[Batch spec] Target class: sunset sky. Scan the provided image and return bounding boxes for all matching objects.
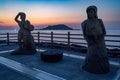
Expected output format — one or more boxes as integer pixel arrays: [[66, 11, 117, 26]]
[[0, 0, 120, 29]]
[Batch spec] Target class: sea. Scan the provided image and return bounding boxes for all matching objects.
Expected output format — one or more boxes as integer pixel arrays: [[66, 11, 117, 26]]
[[0, 28, 120, 34], [0, 27, 120, 48]]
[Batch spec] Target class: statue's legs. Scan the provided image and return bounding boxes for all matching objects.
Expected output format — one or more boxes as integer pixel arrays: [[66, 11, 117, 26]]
[[82, 36, 110, 74], [18, 32, 23, 48]]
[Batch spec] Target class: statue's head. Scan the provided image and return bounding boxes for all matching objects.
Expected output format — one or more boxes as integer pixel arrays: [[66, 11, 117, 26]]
[[86, 5, 98, 19], [20, 12, 26, 21]]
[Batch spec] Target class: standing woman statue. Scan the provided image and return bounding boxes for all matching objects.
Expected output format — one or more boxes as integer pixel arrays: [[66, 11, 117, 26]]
[[11, 12, 36, 55], [81, 6, 109, 74], [14, 12, 27, 48]]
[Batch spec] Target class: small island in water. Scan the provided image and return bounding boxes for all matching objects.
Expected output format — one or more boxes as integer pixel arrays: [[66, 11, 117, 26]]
[[38, 24, 73, 30]]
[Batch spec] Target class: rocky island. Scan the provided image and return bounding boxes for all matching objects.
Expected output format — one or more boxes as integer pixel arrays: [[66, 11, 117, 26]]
[[40, 24, 73, 30]]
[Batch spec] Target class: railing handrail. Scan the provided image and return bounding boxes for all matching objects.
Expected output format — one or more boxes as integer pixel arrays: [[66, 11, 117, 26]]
[[1, 32, 120, 36]]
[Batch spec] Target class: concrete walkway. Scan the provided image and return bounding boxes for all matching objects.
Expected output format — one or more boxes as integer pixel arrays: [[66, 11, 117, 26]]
[[0, 45, 120, 80]]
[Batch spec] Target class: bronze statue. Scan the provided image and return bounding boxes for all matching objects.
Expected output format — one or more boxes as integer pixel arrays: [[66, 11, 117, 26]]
[[11, 12, 36, 55], [81, 6, 110, 74]]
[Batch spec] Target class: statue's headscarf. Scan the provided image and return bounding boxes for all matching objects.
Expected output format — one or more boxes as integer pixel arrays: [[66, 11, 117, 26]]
[[86, 6, 98, 19]]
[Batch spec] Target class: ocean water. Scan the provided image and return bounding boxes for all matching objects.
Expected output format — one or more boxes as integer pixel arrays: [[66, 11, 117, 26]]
[[0, 29, 120, 48], [0, 28, 120, 35]]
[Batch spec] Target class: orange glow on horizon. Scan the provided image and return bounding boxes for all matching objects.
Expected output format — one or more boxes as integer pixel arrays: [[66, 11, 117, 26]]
[[0, 9, 119, 27], [0, 16, 82, 27]]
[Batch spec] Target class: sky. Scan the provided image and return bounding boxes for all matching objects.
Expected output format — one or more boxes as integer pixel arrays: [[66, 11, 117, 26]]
[[0, 0, 120, 29]]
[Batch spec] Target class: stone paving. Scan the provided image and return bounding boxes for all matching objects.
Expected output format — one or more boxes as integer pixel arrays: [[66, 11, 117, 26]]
[[0, 44, 120, 80]]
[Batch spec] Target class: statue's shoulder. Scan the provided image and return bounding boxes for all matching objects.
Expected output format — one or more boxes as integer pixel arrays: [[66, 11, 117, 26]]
[[81, 19, 88, 27], [97, 18, 104, 24], [98, 18, 103, 22], [19, 21, 24, 24]]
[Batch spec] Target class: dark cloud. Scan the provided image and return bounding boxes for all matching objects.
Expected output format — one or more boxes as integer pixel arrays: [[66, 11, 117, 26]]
[[0, 21, 4, 23]]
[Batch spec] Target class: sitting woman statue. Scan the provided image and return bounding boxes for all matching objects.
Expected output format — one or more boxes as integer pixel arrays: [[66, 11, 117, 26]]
[[81, 6, 110, 74]]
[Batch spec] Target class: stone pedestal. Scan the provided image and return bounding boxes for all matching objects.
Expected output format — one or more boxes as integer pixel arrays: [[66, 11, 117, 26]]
[[40, 50, 63, 62], [11, 46, 36, 55]]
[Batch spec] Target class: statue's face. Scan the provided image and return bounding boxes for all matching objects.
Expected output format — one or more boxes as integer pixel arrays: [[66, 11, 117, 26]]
[[88, 9, 95, 19], [20, 14, 26, 21]]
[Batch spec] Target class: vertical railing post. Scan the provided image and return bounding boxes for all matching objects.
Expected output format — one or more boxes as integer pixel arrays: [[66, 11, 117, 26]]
[[68, 32, 70, 48], [51, 32, 53, 43], [17, 33, 19, 44], [38, 32, 40, 44], [51, 32, 53, 48], [7, 32, 9, 45]]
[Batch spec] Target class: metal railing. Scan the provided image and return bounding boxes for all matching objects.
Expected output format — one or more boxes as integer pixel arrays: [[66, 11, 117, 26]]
[[0, 32, 120, 48]]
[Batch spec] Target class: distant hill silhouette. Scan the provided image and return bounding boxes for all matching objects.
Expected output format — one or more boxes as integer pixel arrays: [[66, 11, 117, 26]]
[[41, 24, 73, 30]]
